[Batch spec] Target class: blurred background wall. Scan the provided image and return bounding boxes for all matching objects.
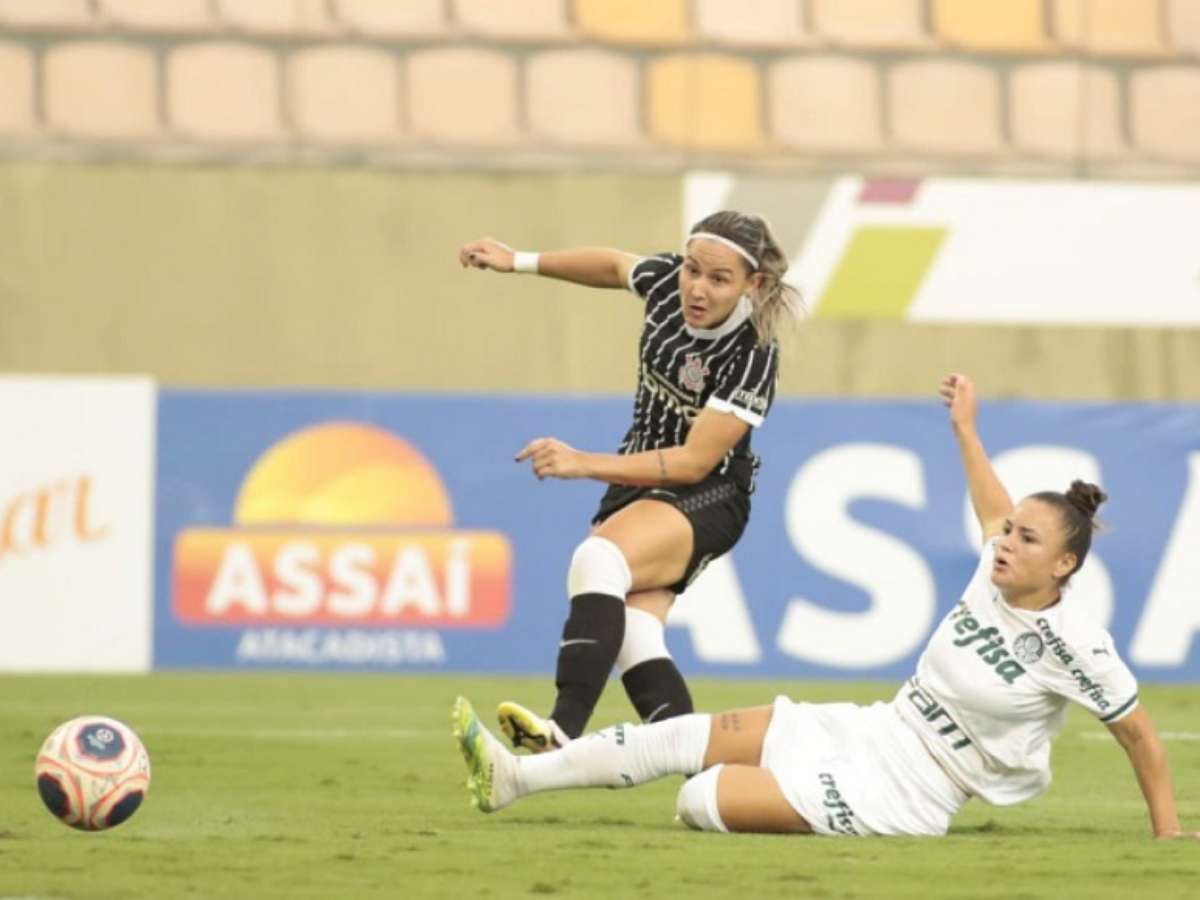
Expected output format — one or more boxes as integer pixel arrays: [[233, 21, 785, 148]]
[[2, 0, 1200, 398]]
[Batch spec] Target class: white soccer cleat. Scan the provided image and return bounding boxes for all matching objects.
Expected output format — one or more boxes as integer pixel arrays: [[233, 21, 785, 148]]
[[497, 701, 570, 754], [451, 697, 520, 813]]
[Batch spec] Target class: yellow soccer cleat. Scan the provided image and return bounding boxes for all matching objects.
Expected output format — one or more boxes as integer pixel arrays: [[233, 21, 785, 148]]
[[497, 701, 569, 754], [452, 696, 518, 813]]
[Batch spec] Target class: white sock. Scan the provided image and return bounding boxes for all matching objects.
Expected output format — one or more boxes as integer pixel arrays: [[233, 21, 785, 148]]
[[515, 713, 711, 798]]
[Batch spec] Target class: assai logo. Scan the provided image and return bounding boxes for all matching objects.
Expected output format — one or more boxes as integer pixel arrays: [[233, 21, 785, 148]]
[[172, 423, 511, 629], [78, 723, 125, 761], [0, 475, 109, 564]]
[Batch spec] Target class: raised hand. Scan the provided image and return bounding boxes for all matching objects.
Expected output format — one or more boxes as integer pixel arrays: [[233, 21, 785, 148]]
[[515, 437, 588, 481], [458, 237, 516, 272], [939, 372, 978, 432]]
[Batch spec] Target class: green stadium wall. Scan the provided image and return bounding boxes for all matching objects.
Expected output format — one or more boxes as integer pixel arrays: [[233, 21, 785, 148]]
[[3, 162, 1200, 401]]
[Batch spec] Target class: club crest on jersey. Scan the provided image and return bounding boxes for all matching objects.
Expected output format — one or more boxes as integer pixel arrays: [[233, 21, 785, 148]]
[[1012, 632, 1045, 664], [678, 353, 709, 393]]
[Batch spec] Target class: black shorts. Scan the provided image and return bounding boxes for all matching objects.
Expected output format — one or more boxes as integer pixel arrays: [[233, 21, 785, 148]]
[[592, 473, 751, 595]]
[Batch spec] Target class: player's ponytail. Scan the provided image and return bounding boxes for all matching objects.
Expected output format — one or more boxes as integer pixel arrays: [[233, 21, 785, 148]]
[[1030, 480, 1108, 585], [689, 211, 804, 346]]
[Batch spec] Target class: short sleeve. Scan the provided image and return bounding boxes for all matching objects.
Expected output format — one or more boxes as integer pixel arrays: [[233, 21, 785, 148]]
[[1054, 629, 1139, 724], [627, 253, 681, 302], [705, 344, 779, 427]]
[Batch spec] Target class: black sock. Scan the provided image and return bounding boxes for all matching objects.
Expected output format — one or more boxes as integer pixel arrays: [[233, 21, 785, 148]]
[[621, 657, 694, 723], [549, 594, 625, 739]]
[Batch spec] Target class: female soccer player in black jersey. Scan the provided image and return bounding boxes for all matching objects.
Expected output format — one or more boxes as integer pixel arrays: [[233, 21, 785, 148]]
[[458, 211, 801, 752]]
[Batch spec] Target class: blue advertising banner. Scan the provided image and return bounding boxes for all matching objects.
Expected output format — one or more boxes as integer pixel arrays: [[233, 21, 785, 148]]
[[155, 391, 1200, 681]]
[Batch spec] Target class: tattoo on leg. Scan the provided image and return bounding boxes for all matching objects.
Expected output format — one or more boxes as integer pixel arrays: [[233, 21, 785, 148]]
[[718, 712, 742, 733]]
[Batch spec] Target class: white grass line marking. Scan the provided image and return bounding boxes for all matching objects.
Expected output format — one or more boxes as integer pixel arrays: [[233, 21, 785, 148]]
[[139, 727, 437, 740], [1082, 731, 1200, 741]]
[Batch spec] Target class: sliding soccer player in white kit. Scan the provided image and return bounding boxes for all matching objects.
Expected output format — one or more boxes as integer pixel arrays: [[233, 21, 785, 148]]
[[451, 373, 1198, 840]]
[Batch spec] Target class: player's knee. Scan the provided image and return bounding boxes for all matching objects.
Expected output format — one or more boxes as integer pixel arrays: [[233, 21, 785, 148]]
[[567, 535, 632, 599], [676, 765, 728, 833]]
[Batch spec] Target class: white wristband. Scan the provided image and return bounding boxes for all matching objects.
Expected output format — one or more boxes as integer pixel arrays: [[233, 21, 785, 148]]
[[513, 251, 540, 274]]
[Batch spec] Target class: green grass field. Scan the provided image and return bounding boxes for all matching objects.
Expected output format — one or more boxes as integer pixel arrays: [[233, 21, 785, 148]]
[[2, 674, 1198, 899]]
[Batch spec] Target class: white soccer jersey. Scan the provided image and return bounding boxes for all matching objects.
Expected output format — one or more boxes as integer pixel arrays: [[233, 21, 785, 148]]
[[893, 538, 1139, 806]]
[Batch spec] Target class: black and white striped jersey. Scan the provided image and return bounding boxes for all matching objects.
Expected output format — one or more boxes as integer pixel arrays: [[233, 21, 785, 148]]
[[619, 252, 780, 493]]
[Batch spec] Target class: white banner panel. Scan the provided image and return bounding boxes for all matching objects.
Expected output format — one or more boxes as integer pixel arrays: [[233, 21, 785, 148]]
[[686, 172, 1200, 326], [0, 376, 155, 672]]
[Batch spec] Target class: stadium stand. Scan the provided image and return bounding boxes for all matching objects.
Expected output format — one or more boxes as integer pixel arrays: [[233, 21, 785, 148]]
[[810, 0, 932, 50], [575, 0, 691, 46], [97, 0, 212, 34], [1009, 62, 1126, 159], [0, 41, 35, 134], [932, 0, 1054, 53], [286, 46, 401, 143], [168, 43, 282, 141], [889, 59, 1004, 157], [1130, 65, 1200, 160], [214, 0, 333, 36], [694, 0, 811, 48], [0, 0, 91, 29], [45, 41, 159, 140], [768, 55, 883, 152], [1168, 0, 1200, 53], [526, 49, 642, 146], [648, 53, 763, 150], [335, 0, 447, 39], [1052, 0, 1169, 57], [407, 47, 520, 144], [0, 0, 1198, 174], [453, 0, 572, 40]]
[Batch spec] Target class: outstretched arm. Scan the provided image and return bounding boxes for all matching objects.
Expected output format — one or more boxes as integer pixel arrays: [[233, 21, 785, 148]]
[[1108, 706, 1199, 839], [459, 237, 639, 290], [939, 373, 1013, 541], [515, 408, 750, 487]]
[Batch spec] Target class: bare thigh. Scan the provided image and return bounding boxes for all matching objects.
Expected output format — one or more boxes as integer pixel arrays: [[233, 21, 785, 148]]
[[703, 705, 775, 767], [592, 499, 693, 591], [716, 765, 812, 835], [702, 705, 812, 834]]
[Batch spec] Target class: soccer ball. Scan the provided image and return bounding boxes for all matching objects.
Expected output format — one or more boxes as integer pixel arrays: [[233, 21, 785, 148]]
[[34, 716, 151, 831]]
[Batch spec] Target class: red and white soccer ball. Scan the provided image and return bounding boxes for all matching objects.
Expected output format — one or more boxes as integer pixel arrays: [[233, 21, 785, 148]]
[[35, 716, 151, 831]]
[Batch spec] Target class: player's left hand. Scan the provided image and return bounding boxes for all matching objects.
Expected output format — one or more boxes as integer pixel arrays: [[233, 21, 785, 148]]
[[515, 438, 588, 480]]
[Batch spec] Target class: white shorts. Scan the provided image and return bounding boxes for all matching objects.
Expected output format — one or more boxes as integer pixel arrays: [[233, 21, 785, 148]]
[[760, 697, 969, 837]]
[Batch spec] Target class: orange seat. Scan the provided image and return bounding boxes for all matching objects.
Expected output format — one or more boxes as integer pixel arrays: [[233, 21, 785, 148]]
[[575, 0, 689, 45], [648, 53, 764, 150], [932, 0, 1052, 52]]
